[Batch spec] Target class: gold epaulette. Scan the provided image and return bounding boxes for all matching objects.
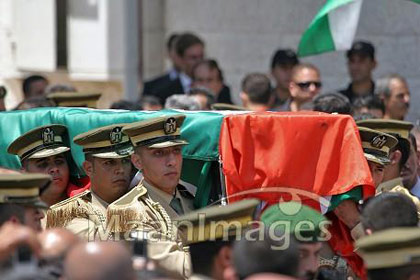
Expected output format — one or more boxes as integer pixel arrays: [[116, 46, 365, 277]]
[[46, 190, 93, 228], [107, 184, 148, 233]]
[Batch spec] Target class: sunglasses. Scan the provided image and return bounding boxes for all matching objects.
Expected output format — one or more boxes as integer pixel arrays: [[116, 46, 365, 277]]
[[296, 81, 322, 90]]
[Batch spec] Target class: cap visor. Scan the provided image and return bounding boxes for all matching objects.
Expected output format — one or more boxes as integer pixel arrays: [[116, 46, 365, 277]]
[[92, 150, 134, 159], [147, 139, 189, 149], [24, 199, 49, 210], [365, 153, 389, 166], [28, 146, 70, 159]]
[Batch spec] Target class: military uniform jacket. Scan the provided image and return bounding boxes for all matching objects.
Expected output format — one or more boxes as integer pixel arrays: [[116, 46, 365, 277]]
[[106, 181, 191, 278], [46, 190, 108, 241], [145, 180, 195, 220]]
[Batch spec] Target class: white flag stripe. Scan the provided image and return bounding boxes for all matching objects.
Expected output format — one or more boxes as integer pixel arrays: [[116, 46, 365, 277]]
[[329, 0, 363, 50]]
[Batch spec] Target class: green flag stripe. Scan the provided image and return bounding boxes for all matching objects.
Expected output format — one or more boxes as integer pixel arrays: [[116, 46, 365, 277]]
[[298, 0, 358, 57]]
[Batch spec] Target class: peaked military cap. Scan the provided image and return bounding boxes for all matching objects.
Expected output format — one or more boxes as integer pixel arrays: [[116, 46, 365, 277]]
[[356, 227, 420, 269], [47, 92, 102, 108], [211, 103, 246, 111], [0, 173, 50, 209], [358, 127, 398, 166], [357, 119, 413, 164], [356, 119, 413, 141], [8, 124, 70, 162], [175, 199, 259, 245], [123, 115, 188, 148], [74, 123, 133, 158], [261, 201, 327, 242]]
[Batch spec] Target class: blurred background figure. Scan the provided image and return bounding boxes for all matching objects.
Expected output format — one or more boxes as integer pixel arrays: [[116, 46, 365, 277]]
[[188, 87, 215, 110], [232, 228, 300, 280], [312, 92, 351, 114], [142, 33, 181, 97], [13, 97, 54, 110], [0, 86, 7, 111], [288, 64, 322, 112], [360, 192, 418, 235], [352, 95, 385, 119], [64, 242, 136, 280], [45, 84, 77, 95], [270, 49, 299, 111], [240, 73, 273, 111], [143, 32, 205, 105], [38, 228, 81, 278], [164, 94, 200, 110], [139, 96, 163, 111], [375, 74, 410, 120], [192, 59, 232, 104], [110, 100, 142, 111], [22, 75, 49, 99], [401, 133, 420, 197], [339, 41, 377, 103]]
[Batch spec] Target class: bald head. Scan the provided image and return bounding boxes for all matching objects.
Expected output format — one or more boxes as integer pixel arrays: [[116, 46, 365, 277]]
[[38, 228, 80, 259], [64, 242, 135, 280]]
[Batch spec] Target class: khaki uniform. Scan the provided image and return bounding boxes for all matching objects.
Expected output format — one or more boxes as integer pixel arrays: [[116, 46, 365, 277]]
[[107, 180, 191, 278], [145, 180, 194, 220], [377, 177, 420, 217], [46, 190, 109, 241]]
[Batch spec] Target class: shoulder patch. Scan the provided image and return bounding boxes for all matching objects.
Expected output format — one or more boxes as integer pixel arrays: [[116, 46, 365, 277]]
[[49, 190, 91, 209]]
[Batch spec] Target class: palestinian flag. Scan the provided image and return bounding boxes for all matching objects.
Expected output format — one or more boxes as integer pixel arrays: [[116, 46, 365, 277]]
[[298, 0, 363, 57], [219, 111, 375, 279]]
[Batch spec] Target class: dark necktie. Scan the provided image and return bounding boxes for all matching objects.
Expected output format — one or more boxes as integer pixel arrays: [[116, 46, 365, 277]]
[[170, 196, 184, 215]]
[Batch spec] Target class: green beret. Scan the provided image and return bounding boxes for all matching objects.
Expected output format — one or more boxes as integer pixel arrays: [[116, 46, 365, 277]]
[[261, 201, 328, 242]]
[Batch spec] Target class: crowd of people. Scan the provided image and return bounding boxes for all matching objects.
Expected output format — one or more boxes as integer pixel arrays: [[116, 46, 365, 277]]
[[0, 31, 419, 280]]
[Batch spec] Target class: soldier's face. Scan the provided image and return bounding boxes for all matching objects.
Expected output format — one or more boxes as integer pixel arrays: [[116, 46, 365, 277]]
[[367, 161, 385, 188], [25, 154, 70, 197], [132, 146, 183, 194], [24, 206, 44, 232], [298, 242, 322, 280], [84, 157, 132, 203], [347, 54, 376, 83]]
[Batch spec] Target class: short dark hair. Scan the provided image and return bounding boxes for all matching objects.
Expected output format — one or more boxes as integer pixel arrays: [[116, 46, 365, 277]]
[[0, 204, 25, 226], [368, 264, 420, 280], [175, 33, 204, 57], [192, 59, 224, 82], [241, 73, 272, 104], [189, 239, 232, 276], [188, 87, 216, 108], [361, 192, 418, 233], [166, 33, 179, 51], [353, 95, 385, 114], [22, 75, 48, 96], [271, 49, 299, 69], [312, 92, 351, 114], [140, 95, 162, 107], [110, 100, 142, 111], [233, 229, 299, 279]]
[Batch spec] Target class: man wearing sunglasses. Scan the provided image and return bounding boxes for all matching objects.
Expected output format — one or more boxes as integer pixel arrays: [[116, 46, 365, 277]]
[[288, 63, 322, 112]]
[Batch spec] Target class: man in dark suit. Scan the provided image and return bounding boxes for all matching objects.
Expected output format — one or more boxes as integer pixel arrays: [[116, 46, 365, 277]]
[[143, 33, 205, 105]]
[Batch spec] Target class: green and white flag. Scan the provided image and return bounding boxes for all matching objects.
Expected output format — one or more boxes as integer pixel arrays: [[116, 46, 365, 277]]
[[298, 0, 363, 57]]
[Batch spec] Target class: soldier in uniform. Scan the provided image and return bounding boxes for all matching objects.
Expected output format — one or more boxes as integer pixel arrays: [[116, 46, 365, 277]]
[[356, 227, 420, 280], [107, 115, 194, 278], [175, 199, 260, 280], [0, 173, 50, 232], [7, 124, 76, 207], [358, 127, 398, 188], [46, 123, 133, 240], [357, 119, 413, 192], [123, 114, 195, 219]]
